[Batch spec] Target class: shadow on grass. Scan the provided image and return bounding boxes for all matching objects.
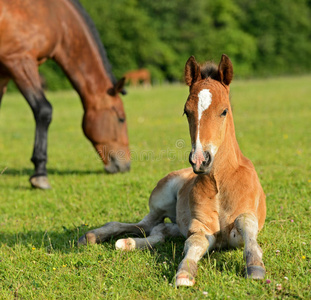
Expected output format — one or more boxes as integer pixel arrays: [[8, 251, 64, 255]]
[[0, 226, 85, 253], [2, 167, 104, 177], [0, 226, 250, 281], [0, 226, 186, 258]]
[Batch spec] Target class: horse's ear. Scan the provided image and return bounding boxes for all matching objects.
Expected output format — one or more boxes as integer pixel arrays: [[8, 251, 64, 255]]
[[115, 77, 126, 95], [185, 56, 202, 86], [109, 77, 126, 96], [218, 54, 233, 86]]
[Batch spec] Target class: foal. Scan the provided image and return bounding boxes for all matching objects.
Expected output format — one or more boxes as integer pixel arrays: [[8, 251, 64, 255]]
[[79, 54, 266, 287]]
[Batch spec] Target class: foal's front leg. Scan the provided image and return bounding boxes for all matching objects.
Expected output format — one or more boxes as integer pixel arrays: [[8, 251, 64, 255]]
[[234, 213, 265, 279], [175, 219, 216, 287]]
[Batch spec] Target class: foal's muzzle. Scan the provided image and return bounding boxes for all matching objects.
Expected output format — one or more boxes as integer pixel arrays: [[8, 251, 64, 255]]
[[189, 150, 212, 174]]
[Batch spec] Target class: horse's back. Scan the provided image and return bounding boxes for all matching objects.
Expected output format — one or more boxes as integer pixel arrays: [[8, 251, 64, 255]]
[[0, 0, 68, 62]]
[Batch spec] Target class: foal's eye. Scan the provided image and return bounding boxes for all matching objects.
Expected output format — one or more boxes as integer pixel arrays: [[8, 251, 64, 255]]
[[221, 109, 228, 117]]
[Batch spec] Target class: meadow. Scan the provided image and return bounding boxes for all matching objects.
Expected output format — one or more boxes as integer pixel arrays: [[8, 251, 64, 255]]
[[0, 76, 310, 299]]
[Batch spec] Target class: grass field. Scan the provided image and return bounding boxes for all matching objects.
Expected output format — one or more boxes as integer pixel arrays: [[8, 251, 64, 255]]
[[0, 76, 310, 299]]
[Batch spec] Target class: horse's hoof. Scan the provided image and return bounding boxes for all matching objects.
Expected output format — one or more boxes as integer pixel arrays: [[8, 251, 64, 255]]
[[78, 235, 87, 246], [29, 176, 51, 189], [246, 265, 266, 280], [115, 238, 136, 251], [78, 232, 96, 246], [175, 271, 195, 287]]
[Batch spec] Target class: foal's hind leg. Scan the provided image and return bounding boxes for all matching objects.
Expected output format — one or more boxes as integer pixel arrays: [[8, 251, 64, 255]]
[[233, 213, 265, 279], [5, 57, 52, 189], [115, 222, 180, 250], [78, 212, 165, 246]]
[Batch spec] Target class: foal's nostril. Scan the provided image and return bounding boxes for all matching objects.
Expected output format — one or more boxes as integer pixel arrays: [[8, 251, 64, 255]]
[[189, 152, 193, 166], [202, 160, 208, 166], [202, 151, 211, 166]]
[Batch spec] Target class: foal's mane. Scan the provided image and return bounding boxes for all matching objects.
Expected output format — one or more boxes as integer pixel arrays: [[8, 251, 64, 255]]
[[68, 0, 117, 85], [200, 61, 232, 104], [200, 62, 219, 80]]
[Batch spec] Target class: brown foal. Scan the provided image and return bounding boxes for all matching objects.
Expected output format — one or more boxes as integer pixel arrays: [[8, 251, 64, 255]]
[[79, 54, 266, 287]]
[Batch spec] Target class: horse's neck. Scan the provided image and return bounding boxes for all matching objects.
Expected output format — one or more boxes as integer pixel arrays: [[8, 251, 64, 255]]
[[55, 0, 112, 110]]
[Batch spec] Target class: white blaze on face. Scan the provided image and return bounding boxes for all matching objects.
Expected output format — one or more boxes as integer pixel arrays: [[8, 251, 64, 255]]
[[195, 89, 212, 150], [197, 89, 212, 121], [192, 89, 217, 168]]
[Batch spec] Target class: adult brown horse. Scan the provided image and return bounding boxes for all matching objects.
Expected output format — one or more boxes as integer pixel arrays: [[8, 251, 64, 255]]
[[124, 69, 151, 87], [0, 0, 130, 189], [79, 55, 266, 287]]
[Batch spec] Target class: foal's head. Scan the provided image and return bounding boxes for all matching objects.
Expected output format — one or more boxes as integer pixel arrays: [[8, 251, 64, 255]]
[[184, 54, 233, 174]]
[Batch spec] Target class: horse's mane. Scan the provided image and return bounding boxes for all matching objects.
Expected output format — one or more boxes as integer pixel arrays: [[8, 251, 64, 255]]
[[68, 0, 117, 85], [200, 62, 219, 80]]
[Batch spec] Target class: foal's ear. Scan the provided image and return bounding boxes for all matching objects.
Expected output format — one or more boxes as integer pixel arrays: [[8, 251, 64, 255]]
[[185, 56, 202, 86], [218, 54, 233, 86], [109, 77, 127, 96]]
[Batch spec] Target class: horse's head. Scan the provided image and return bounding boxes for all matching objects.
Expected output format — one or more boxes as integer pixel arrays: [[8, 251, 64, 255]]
[[83, 78, 131, 173], [184, 54, 233, 174]]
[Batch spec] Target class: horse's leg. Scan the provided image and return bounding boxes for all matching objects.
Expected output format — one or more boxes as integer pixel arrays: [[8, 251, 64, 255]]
[[132, 78, 138, 87], [5, 57, 53, 189], [175, 227, 215, 287], [115, 222, 180, 250], [0, 78, 9, 107], [144, 75, 151, 88], [233, 213, 265, 279]]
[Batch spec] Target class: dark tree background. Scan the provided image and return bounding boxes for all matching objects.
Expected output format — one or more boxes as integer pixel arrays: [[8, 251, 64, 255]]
[[35, 0, 311, 90]]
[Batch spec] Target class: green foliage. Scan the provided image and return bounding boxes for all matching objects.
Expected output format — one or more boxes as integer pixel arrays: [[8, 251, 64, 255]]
[[0, 77, 311, 298], [39, 60, 72, 91], [9, 0, 309, 91]]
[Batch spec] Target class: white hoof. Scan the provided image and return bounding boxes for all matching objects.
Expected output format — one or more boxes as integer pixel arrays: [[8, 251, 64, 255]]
[[115, 238, 136, 251], [175, 272, 195, 287]]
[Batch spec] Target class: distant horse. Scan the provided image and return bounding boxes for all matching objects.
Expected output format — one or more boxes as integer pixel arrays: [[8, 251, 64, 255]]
[[0, 0, 130, 189], [79, 55, 266, 287], [124, 69, 151, 87]]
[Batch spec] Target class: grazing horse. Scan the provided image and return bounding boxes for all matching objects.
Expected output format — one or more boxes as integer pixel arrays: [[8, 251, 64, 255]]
[[124, 69, 151, 87], [79, 55, 266, 287], [0, 0, 130, 189]]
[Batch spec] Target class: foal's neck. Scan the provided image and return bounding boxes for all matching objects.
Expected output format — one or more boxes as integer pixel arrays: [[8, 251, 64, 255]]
[[211, 113, 241, 179]]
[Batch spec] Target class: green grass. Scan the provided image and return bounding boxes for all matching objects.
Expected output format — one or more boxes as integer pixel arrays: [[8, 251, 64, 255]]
[[0, 76, 311, 299]]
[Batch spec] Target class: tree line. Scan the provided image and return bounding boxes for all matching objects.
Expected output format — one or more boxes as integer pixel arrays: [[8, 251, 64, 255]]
[[36, 0, 311, 89]]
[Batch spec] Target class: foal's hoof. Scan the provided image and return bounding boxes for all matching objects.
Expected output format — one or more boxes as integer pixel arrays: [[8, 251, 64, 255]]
[[78, 235, 87, 246], [78, 232, 97, 246], [115, 238, 136, 251], [29, 176, 51, 189], [175, 271, 195, 287], [246, 265, 266, 280]]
